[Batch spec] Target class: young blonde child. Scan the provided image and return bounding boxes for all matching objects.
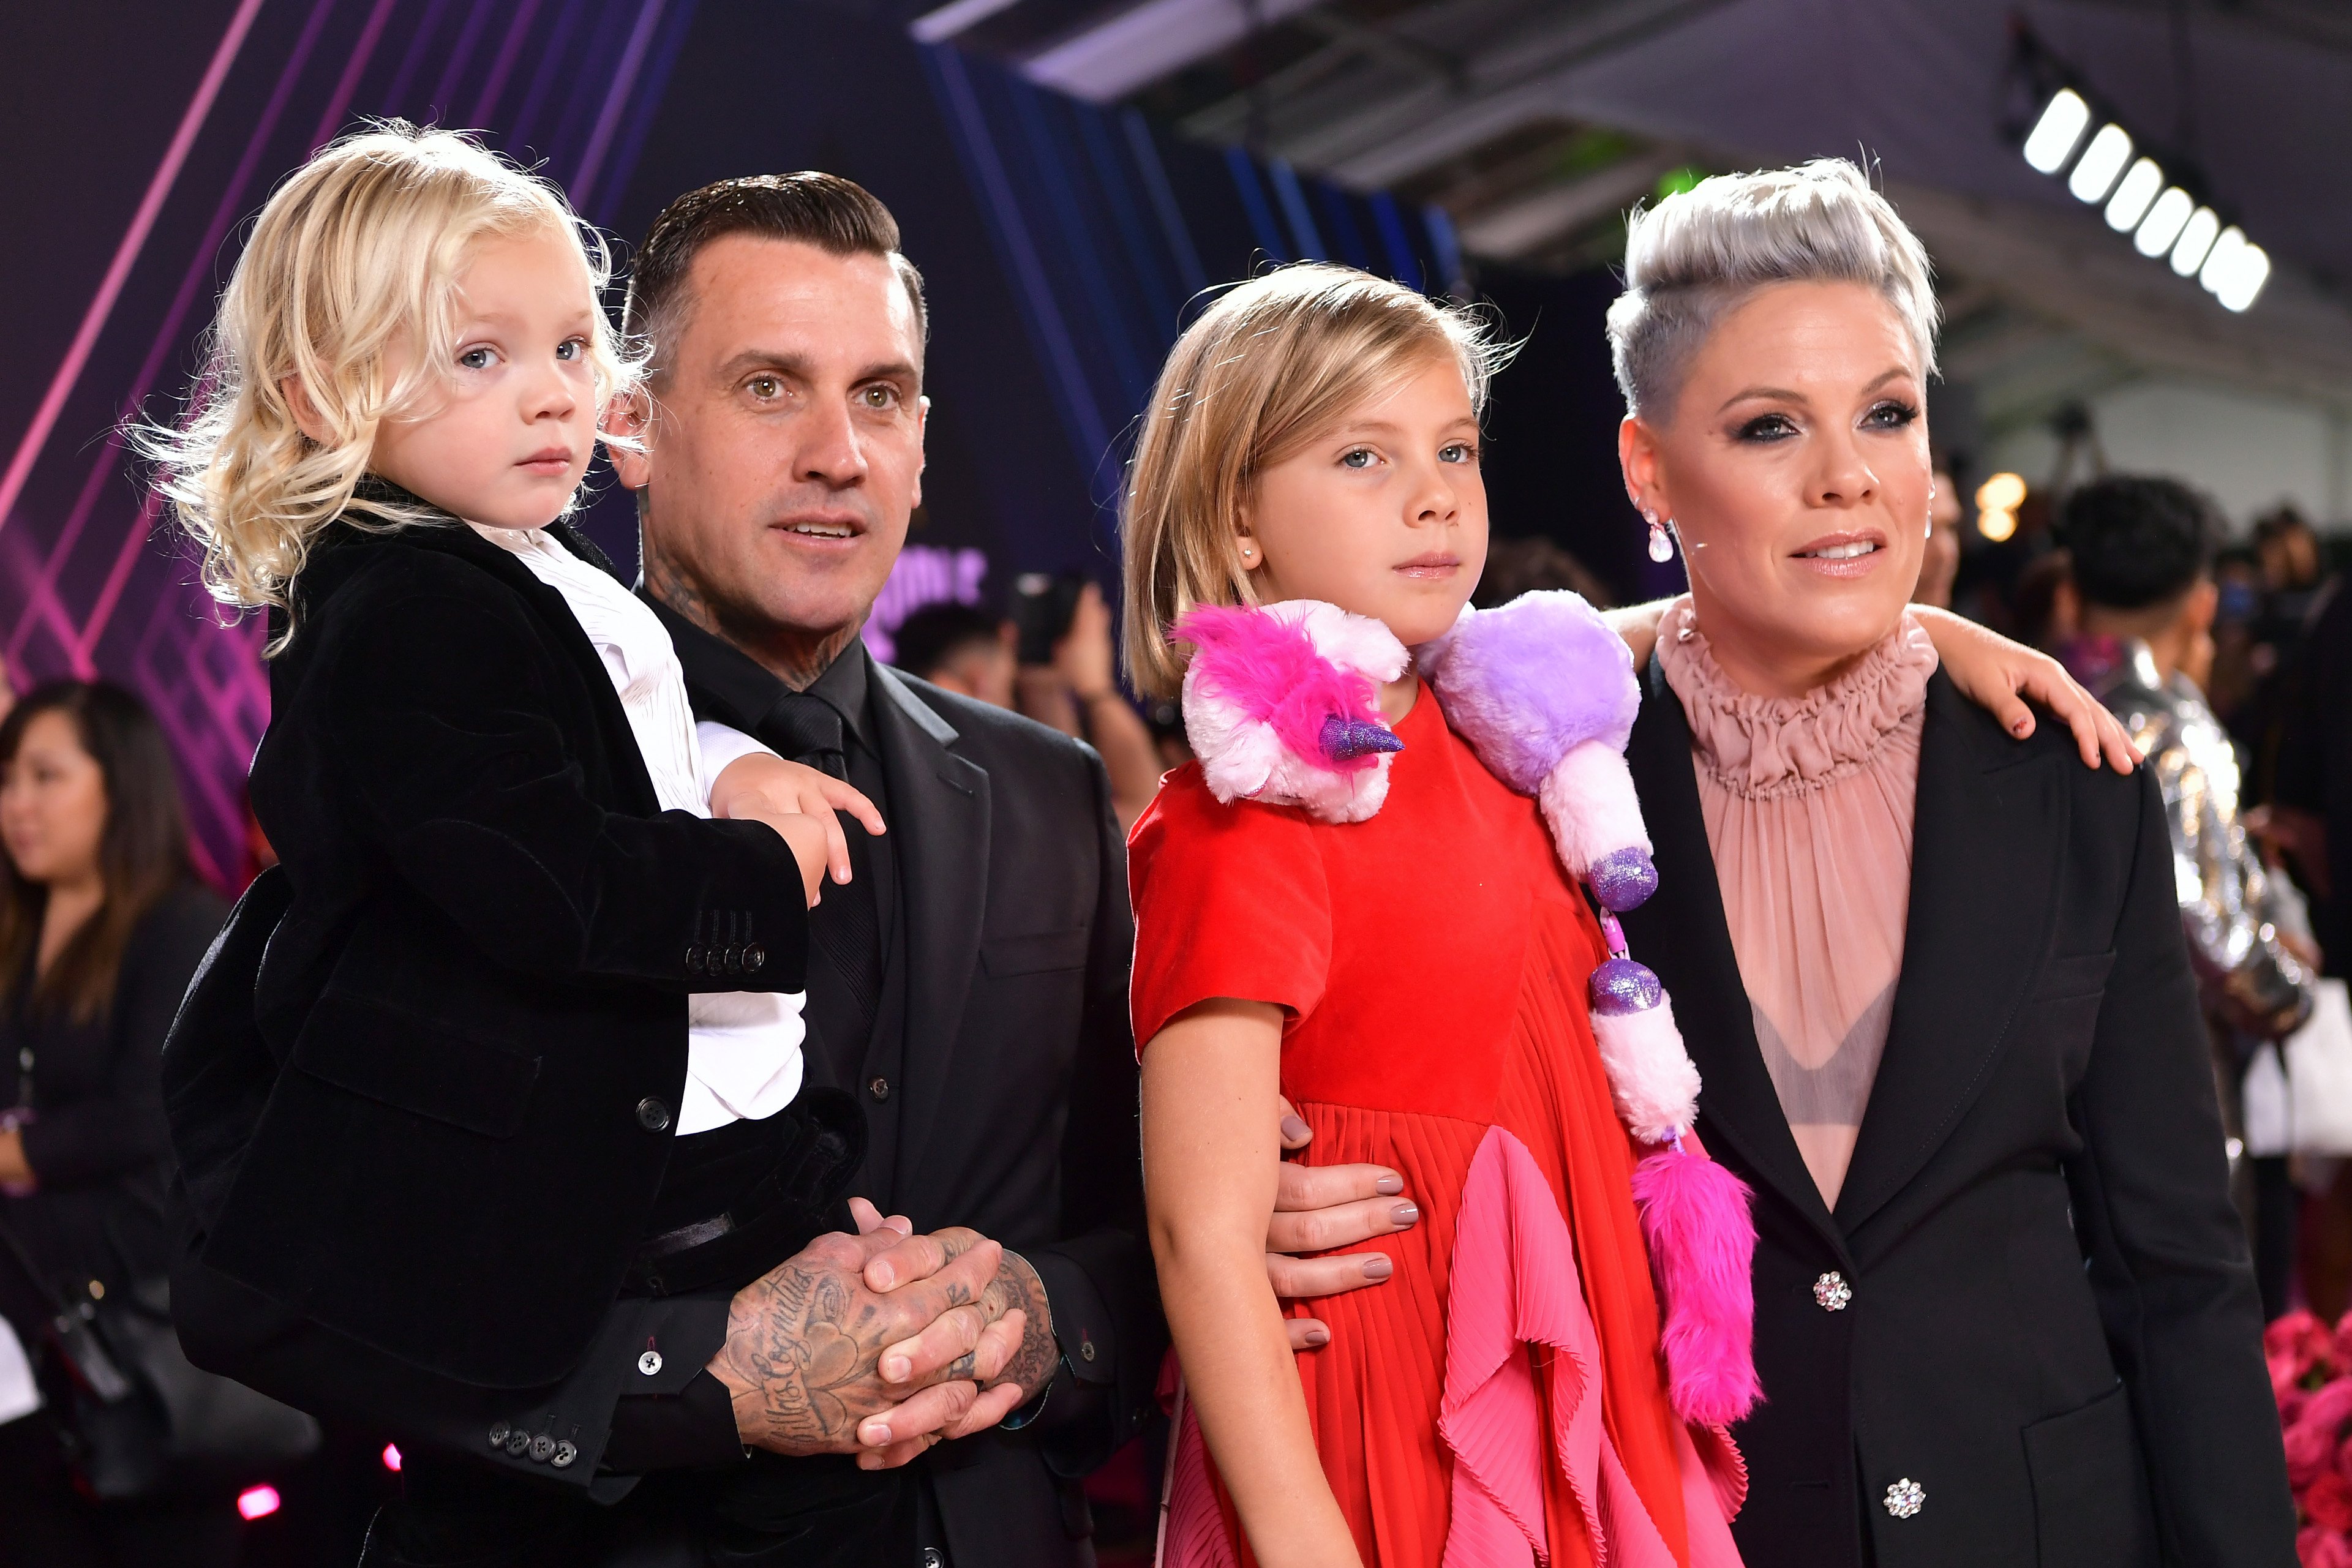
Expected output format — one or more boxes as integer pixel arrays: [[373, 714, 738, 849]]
[[145, 125, 1023, 1555], [1124, 264, 1757, 1568]]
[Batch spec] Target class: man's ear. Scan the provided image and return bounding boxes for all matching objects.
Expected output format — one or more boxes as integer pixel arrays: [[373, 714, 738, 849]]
[[281, 375, 330, 444], [2184, 577, 2221, 635], [604, 387, 655, 492], [911, 393, 931, 511]]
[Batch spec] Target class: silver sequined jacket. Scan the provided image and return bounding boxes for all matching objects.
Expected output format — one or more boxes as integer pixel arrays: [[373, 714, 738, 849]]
[[2072, 637, 2313, 1040]]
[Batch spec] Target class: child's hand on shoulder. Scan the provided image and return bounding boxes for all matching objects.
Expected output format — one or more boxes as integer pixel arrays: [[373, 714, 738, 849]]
[[711, 754, 886, 907]]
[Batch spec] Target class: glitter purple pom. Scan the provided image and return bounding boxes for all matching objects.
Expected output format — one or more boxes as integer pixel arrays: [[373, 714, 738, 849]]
[[1320, 715, 1404, 763], [1588, 846, 1659, 912], [1589, 956, 1664, 1016]]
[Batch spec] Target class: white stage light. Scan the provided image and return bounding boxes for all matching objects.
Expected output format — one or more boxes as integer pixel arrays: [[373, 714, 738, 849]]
[[2068, 124, 2133, 202], [2171, 207, 2220, 276], [2104, 158, 2163, 231], [2023, 89, 2091, 174], [2198, 227, 2248, 294], [2135, 188, 2193, 257], [2218, 245, 2271, 312]]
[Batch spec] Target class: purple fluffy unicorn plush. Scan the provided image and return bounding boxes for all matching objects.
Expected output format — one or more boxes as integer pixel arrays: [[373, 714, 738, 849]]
[[1420, 590, 1760, 1428]]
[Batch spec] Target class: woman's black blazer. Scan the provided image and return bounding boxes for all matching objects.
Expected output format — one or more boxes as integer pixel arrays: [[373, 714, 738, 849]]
[[1620, 663, 2294, 1568], [163, 516, 809, 1389]]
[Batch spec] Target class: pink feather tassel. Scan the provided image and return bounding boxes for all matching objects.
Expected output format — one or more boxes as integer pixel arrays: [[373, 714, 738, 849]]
[[1632, 1147, 1762, 1427]]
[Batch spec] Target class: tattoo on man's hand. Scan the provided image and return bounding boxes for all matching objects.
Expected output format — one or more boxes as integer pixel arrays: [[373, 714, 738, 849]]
[[985, 1253, 1061, 1401]]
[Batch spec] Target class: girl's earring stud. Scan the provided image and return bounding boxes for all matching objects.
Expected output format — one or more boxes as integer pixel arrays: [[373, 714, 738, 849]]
[[1644, 509, 1676, 564]]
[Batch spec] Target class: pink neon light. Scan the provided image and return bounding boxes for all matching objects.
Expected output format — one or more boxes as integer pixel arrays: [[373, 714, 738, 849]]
[[0, 0, 266, 541], [236, 1484, 281, 1521], [383, 1442, 403, 1471], [570, 0, 666, 211]]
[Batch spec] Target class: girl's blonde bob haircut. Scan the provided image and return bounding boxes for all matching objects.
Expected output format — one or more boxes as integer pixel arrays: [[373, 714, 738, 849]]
[[148, 121, 637, 647], [1120, 263, 1505, 699]]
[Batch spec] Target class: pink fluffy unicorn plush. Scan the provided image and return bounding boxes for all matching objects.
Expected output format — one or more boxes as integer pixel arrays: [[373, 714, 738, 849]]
[[1176, 588, 1760, 1430]]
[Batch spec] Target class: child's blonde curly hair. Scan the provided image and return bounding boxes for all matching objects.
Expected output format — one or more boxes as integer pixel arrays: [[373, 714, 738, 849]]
[[146, 121, 639, 648]]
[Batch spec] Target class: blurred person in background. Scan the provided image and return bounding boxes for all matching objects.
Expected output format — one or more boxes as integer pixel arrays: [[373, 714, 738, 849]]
[[1009, 583, 1163, 832], [891, 601, 1017, 710], [892, 589, 1166, 831], [2011, 547, 2080, 652], [0, 681, 231, 1566], [1469, 533, 1614, 609], [1911, 461, 1962, 610], [2204, 546, 2266, 734], [2054, 476, 2315, 1319]]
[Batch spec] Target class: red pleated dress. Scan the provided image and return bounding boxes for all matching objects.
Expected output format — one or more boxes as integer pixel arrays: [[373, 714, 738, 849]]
[[1130, 689, 1745, 1568]]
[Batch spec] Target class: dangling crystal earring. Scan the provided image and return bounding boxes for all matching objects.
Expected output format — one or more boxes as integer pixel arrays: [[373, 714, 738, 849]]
[[1644, 508, 1675, 564]]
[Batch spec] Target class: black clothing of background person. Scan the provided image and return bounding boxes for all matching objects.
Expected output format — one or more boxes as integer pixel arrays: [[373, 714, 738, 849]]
[[0, 883, 227, 1568], [1621, 664, 2295, 1568], [650, 600, 1164, 1568], [159, 515, 874, 1558]]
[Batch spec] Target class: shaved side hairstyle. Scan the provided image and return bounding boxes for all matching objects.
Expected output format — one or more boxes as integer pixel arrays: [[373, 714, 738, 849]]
[[622, 171, 928, 381]]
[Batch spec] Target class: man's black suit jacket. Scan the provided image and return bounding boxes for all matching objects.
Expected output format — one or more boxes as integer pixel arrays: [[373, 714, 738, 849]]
[[1621, 663, 2295, 1567], [661, 618, 1163, 1568]]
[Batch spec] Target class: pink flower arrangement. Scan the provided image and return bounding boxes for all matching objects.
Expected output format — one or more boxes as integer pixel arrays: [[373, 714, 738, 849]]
[[2266, 1310, 2352, 1562]]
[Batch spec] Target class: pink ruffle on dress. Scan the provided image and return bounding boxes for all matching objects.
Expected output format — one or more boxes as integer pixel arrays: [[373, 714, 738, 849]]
[[1653, 599, 1937, 1206]]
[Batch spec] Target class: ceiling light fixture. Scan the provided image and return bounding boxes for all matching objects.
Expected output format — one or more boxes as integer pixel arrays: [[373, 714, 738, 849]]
[[2023, 89, 2091, 173], [2012, 61, 2271, 313], [2170, 207, 2221, 276], [2104, 158, 2163, 231], [2067, 124, 2133, 203]]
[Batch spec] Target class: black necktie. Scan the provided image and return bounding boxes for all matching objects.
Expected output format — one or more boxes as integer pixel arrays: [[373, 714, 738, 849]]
[[762, 692, 882, 1049]]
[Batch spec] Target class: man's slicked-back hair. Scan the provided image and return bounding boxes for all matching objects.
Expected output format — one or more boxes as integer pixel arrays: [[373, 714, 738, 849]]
[[623, 172, 928, 378]]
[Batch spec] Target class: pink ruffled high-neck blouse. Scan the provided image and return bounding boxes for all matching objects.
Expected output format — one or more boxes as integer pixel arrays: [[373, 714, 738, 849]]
[[1655, 598, 1939, 1206]]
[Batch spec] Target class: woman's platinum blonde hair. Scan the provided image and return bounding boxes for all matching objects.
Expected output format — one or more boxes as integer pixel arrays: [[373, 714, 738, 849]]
[[1606, 159, 1938, 421], [1120, 263, 1507, 699], [146, 121, 638, 648]]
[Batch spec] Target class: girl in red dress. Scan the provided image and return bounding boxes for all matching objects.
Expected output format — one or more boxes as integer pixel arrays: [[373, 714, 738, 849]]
[[1121, 264, 1754, 1568]]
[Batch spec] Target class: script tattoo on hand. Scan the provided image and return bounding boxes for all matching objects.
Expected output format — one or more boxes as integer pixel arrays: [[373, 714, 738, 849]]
[[715, 1236, 983, 1454]]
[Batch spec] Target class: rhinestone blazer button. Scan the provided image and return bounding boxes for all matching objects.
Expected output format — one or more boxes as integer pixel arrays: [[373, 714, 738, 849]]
[[1813, 1271, 1852, 1311], [1884, 1478, 1924, 1518]]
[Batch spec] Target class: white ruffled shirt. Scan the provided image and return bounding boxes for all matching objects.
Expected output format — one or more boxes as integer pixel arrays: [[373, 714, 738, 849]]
[[470, 523, 805, 1135]]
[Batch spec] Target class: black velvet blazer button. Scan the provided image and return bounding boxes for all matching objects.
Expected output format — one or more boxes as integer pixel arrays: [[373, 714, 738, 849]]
[[636, 1098, 672, 1133]]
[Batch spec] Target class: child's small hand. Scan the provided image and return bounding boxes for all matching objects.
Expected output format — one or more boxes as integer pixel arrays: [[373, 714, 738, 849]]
[[712, 753, 886, 898]]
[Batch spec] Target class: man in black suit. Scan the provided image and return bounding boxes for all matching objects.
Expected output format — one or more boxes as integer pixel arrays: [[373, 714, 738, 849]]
[[604, 174, 1427, 1566]]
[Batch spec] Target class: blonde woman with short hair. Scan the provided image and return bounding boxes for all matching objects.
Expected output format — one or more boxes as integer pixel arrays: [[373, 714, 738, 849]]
[[1591, 159, 2293, 1566]]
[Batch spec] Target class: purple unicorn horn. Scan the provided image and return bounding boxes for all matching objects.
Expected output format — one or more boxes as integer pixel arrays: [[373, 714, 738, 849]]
[[1320, 715, 1404, 763]]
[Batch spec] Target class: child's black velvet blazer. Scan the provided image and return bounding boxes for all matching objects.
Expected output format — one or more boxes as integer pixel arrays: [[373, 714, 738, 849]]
[[164, 512, 810, 1388]]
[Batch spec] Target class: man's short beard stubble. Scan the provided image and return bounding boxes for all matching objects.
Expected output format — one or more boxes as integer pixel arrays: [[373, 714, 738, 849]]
[[637, 479, 876, 694]]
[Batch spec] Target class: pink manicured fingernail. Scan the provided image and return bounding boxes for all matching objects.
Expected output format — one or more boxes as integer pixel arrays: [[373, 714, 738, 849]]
[[1362, 1255, 1393, 1280], [1304, 1327, 1329, 1348], [1281, 1116, 1310, 1142], [1375, 1175, 1403, 1196], [1390, 1204, 1419, 1226]]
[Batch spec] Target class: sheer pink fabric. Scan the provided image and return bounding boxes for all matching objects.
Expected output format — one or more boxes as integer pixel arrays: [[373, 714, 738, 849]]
[[1655, 599, 1936, 1206]]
